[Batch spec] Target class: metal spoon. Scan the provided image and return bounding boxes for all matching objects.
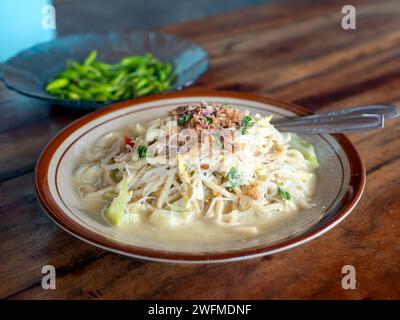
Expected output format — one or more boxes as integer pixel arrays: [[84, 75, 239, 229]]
[[272, 104, 398, 134]]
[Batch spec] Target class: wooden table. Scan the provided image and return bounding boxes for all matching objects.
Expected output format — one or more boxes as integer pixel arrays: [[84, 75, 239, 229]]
[[1, 0, 399, 299]]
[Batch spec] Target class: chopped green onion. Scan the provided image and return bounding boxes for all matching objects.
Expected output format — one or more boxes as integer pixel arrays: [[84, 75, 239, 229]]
[[226, 167, 240, 191], [178, 114, 192, 126], [241, 115, 254, 134], [137, 145, 147, 158], [277, 187, 291, 201]]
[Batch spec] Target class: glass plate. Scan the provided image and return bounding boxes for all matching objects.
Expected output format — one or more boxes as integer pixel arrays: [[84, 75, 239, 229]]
[[0, 31, 208, 110]]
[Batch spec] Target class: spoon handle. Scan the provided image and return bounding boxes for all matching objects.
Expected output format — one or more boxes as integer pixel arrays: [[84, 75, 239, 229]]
[[275, 113, 384, 134], [273, 104, 398, 126], [305, 105, 398, 121]]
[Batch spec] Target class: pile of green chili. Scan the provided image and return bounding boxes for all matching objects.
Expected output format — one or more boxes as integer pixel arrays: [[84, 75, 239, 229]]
[[45, 50, 175, 101]]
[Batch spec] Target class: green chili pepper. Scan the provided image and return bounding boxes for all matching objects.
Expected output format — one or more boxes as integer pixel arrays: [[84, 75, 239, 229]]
[[45, 78, 69, 91], [84, 50, 98, 66], [45, 51, 175, 102]]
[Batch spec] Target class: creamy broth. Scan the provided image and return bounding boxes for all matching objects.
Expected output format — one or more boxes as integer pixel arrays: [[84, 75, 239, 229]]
[[74, 180, 315, 244], [73, 103, 318, 244]]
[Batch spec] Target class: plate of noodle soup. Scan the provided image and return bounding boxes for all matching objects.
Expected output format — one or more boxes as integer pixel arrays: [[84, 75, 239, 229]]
[[35, 91, 365, 263]]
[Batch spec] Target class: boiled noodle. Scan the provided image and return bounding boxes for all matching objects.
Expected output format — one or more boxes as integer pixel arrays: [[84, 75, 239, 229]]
[[74, 102, 319, 239]]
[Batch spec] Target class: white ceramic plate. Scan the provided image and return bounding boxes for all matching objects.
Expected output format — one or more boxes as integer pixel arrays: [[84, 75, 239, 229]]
[[35, 91, 365, 263]]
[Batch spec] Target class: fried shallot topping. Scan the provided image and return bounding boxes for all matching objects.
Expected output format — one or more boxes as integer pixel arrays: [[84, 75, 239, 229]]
[[240, 183, 260, 200], [170, 102, 245, 133]]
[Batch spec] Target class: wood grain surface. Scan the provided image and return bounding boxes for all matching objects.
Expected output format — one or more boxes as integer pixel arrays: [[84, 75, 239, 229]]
[[0, 0, 399, 299]]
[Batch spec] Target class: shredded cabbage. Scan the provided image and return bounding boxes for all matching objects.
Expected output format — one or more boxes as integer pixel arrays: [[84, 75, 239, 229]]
[[105, 179, 131, 225]]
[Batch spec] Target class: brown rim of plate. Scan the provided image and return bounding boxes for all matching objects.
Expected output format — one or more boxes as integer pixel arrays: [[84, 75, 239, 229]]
[[34, 90, 366, 262]]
